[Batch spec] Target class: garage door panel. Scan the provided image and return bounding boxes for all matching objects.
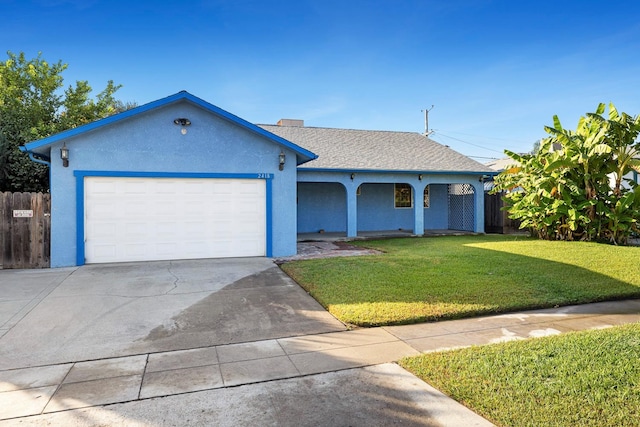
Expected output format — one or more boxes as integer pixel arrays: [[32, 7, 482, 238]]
[[91, 244, 117, 259], [185, 202, 206, 215], [239, 224, 262, 235], [90, 222, 117, 237], [156, 243, 176, 256], [124, 202, 147, 216], [156, 221, 178, 233], [87, 201, 116, 217], [124, 221, 147, 236], [156, 203, 178, 216], [211, 181, 232, 192], [238, 200, 262, 213], [238, 182, 261, 194], [88, 179, 117, 194], [123, 181, 147, 194], [124, 243, 147, 257], [183, 181, 207, 194], [184, 220, 204, 230], [85, 177, 266, 264]]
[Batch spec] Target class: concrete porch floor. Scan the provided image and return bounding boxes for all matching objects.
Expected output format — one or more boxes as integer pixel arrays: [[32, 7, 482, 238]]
[[297, 229, 477, 242]]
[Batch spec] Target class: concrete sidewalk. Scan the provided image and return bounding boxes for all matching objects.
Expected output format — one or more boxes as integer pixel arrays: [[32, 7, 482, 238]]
[[2, 298, 639, 425]]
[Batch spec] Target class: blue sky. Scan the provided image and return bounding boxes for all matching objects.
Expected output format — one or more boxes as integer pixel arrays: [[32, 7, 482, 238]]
[[3, 0, 639, 161]]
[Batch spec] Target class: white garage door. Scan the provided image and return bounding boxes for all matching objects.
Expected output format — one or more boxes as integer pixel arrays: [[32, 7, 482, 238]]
[[84, 177, 266, 263]]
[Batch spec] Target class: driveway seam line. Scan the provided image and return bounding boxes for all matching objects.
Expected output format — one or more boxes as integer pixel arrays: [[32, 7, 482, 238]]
[[137, 354, 150, 399], [276, 339, 302, 376], [1, 269, 76, 333], [41, 362, 75, 415]]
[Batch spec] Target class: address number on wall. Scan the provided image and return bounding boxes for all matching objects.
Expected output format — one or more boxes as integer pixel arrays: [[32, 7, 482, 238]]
[[13, 210, 33, 218]]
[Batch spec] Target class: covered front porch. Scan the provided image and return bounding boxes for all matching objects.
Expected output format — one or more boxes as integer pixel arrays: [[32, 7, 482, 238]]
[[296, 170, 486, 239]]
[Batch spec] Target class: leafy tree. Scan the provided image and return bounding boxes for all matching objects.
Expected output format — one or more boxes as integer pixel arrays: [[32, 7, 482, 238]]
[[494, 103, 640, 245], [0, 51, 131, 192], [531, 139, 541, 155]]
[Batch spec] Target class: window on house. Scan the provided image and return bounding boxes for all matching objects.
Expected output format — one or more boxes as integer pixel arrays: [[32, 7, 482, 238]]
[[424, 185, 430, 208], [394, 183, 412, 208]]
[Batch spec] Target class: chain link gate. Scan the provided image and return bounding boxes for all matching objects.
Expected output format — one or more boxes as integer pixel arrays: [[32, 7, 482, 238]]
[[447, 184, 475, 231]]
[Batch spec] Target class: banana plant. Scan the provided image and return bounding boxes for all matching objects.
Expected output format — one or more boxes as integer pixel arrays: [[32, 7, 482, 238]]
[[493, 103, 640, 244], [587, 103, 640, 196]]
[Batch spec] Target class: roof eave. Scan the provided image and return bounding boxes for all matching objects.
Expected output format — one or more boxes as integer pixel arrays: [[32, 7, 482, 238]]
[[297, 167, 497, 175]]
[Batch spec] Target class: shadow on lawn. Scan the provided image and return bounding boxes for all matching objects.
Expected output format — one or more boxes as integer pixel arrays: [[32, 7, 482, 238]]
[[280, 237, 640, 326]]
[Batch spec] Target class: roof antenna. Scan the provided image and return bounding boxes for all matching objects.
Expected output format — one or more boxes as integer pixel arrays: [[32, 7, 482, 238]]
[[422, 105, 434, 136]]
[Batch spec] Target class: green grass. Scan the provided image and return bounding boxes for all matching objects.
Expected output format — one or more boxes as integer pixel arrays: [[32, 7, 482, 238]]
[[399, 323, 640, 427], [280, 235, 640, 326]]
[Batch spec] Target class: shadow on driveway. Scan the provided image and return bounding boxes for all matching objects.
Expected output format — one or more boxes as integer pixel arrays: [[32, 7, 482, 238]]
[[0, 258, 345, 370]]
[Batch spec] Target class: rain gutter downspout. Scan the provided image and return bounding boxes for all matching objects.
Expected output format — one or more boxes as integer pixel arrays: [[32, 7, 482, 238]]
[[19, 146, 52, 183], [19, 146, 51, 166], [26, 151, 51, 167]]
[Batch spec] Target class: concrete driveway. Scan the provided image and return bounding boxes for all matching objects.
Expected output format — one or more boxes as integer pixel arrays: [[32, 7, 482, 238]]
[[0, 258, 346, 370], [0, 257, 498, 426]]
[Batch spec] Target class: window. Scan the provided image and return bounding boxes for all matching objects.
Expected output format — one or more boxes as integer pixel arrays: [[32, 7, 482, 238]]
[[424, 185, 430, 208], [394, 183, 412, 208]]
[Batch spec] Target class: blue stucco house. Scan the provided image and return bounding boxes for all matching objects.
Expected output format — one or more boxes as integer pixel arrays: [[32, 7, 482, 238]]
[[21, 91, 493, 267]]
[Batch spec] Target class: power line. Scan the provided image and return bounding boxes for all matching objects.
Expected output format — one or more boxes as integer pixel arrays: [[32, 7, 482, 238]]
[[434, 129, 534, 144], [469, 155, 500, 160], [434, 132, 505, 154]]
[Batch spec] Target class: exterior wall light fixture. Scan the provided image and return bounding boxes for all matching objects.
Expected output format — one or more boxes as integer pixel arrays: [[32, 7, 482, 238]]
[[279, 151, 286, 171], [173, 118, 191, 135], [418, 174, 423, 181], [350, 173, 355, 181], [60, 143, 69, 167]]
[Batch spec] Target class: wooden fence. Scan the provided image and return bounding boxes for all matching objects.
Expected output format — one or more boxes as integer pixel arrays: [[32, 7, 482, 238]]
[[0, 192, 51, 269], [484, 192, 521, 234]]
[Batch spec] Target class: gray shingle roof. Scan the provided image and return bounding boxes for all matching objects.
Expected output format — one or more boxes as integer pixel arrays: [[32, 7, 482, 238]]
[[259, 124, 493, 173]]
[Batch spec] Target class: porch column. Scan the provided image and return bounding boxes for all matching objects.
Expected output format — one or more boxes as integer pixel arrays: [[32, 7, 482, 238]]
[[413, 182, 426, 236], [473, 181, 485, 233], [346, 184, 358, 237]]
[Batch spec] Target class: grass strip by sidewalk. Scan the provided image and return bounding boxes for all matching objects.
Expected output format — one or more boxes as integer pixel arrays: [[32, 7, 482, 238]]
[[281, 235, 640, 326], [399, 323, 640, 427]]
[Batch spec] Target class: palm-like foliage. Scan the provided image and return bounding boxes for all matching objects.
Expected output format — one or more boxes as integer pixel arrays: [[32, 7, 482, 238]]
[[494, 104, 640, 245]]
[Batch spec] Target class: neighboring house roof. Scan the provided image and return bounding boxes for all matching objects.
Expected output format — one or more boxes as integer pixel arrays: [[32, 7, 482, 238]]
[[259, 124, 493, 173], [485, 156, 522, 171], [21, 91, 317, 165]]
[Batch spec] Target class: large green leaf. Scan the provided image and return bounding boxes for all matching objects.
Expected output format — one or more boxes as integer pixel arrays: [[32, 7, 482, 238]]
[[589, 143, 612, 156], [552, 115, 563, 132], [608, 102, 619, 121]]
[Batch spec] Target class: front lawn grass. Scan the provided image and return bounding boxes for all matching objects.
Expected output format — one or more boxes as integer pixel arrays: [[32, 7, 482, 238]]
[[280, 235, 640, 326], [399, 323, 640, 427]]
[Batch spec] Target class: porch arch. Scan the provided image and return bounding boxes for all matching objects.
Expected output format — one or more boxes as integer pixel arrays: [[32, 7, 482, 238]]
[[297, 182, 347, 233]]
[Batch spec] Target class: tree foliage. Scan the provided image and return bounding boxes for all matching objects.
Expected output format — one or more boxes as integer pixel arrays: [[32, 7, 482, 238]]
[[0, 51, 131, 192], [493, 103, 640, 245]]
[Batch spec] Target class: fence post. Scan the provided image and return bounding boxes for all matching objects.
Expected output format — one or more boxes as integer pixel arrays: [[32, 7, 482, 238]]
[[0, 192, 5, 269]]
